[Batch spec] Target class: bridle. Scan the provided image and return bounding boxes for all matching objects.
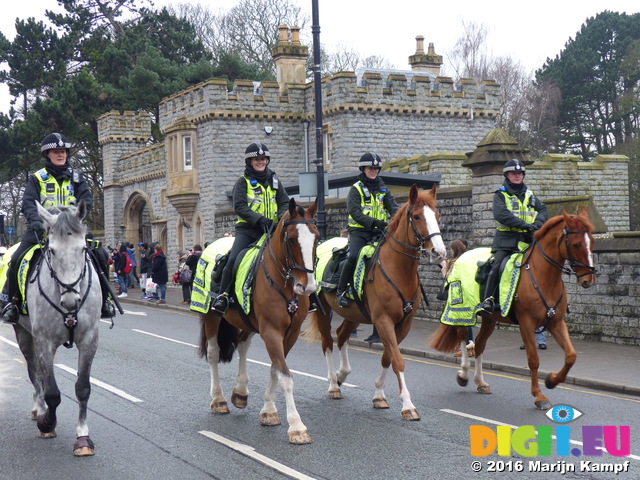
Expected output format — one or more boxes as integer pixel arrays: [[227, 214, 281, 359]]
[[34, 243, 92, 348], [262, 217, 318, 320], [521, 224, 597, 326], [386, 202, 442, 260]]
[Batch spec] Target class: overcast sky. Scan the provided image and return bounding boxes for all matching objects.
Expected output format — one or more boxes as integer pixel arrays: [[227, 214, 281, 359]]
[[2, 0, 640, 112]]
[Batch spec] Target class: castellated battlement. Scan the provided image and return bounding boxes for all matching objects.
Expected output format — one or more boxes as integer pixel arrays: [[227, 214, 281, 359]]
[[97, 110, 152, 145], [157, 71, 500, 131]]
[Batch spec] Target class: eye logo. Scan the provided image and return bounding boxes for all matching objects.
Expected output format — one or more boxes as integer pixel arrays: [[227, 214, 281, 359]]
[[546, 404, 583, 423]]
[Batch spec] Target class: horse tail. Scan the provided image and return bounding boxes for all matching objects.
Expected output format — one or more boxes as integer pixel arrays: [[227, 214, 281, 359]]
[[428, 324, 460, 353], [217, 318, 238, 363], [300, 310, 322, 344], [198, 315, 208, 359]]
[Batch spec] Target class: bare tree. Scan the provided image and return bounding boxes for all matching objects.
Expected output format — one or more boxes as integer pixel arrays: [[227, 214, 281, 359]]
[[448, 21, 491, 80]]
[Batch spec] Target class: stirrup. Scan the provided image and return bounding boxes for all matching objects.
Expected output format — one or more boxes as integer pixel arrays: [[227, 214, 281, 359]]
[[1, 302, 20, 324], [101, 300, 116, 318], [212, 293, 229, 314], [336, 291, 350, 308], [480, 297, 495, 314]]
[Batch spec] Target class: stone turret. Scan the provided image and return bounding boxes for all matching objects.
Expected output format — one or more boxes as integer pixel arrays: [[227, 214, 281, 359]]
[[271, 25, 309, 94], [409, 36, 443, 76]]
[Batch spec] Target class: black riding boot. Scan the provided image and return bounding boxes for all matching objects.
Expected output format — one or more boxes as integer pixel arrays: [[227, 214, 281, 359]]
[[88, 247, 116, 318], [0, 281, 20, 324], [336, 259, 354, 308], [212, 267, 232, 314], [480, 267, 499, 314]]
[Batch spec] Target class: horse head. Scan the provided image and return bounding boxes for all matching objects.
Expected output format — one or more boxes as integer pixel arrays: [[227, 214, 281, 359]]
[[389, 184, 446, 263], [562, 206, 597, 288], [36, 200, 89, 312], [278, 198, 320, 296]]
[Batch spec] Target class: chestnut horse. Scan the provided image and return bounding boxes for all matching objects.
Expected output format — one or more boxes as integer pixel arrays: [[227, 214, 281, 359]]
[[198, 198, 319, 444], [430, 207, 597, 409], [304, 184, 446, 420]]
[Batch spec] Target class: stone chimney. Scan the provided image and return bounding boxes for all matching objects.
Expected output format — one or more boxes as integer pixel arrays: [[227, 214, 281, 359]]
[[271, 25, 309, 93], [408, 36, 443, 76]]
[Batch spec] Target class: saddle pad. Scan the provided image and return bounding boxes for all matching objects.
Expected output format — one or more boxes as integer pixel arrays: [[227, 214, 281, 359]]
[[0, 244, 41, 314], [351, 244, 376, 301], [314, 237, 348, 293], [190, 237, 234, 313], [233, 238, 264, 315], [440, 248, 523, 326]]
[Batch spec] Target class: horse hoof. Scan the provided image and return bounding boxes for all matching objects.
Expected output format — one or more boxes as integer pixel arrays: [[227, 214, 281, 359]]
[[260, 412, 281, 426], [73, 436, 95, 456], [211, 401, 230, 414], [535, 400, 552, 410], [456, 374, 469, 387], [328, 388, 343, 399], [288, 430, 312, 445], [372, 398, 390, 409], [477, 385, 492, 394], [401, 409, 421, 421], [231, 393, 248, 409], [36, 414, 56, 434], [37, 430, 57, 439], [545, 377, 557, 389]]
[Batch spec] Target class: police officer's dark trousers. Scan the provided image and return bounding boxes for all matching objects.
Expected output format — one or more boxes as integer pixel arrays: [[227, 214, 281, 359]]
[[337, 233, 368, 295], [483, 249, 510, 303]]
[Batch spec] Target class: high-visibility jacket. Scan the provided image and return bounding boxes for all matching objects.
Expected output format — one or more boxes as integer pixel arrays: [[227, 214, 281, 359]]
[[347, 181, 391, 228], [496, 188, 538, 233], [236, 176, 279, 224], [34, 167, 77, 208]]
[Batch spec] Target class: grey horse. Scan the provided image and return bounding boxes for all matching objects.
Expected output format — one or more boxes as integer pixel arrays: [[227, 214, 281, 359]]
[[12, 200, 101, 456]]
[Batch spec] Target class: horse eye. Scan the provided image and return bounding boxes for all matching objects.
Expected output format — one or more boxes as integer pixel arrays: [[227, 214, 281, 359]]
[[413, 214, 420, 220]]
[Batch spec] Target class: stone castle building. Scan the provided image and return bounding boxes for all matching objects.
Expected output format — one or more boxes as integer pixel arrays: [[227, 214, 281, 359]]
[[98, 28, 500, 252]]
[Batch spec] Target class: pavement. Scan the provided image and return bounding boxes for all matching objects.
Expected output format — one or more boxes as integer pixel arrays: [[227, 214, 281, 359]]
[[117, 284, 640, 398]]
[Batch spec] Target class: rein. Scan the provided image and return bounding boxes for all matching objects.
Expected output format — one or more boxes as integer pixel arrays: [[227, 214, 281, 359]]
[[384, 204, 442, 260], [520, 225, 596, 328], [262, 218, 317, 322], [34, 246, 93, 348]]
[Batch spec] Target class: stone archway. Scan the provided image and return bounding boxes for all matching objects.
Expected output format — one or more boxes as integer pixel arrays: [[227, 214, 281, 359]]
[[123, 190, 154, 245]]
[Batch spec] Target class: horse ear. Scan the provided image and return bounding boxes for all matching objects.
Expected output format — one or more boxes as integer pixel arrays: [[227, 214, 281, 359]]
[[307, 197, 318, 218], [579, 205, 589, 218], [36, 201, 55, 226], [77, 199, 87, 221], [430, 183, 438, 198], [409, 184, 418, 203], [288, 197, 298, 218]]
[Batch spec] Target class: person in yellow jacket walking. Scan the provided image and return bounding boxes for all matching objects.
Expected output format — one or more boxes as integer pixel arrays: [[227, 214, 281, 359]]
[[336, 153, 399, 308], [480, 158, 548, 314], [211, 142, 290, 314]]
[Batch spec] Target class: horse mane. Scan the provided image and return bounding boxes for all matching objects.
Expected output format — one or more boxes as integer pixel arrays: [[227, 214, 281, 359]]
[[534, 211, 594, 240], [387, 188, 436, 233], [48, 206, 86, 237]]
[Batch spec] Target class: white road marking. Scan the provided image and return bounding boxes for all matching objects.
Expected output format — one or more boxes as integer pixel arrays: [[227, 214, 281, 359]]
[[1, 335, 143, 403], [55, 364, 144, 403], [132, 328, 359, 388], [199, 430, 318, 480], [442, 408, 640, 461]]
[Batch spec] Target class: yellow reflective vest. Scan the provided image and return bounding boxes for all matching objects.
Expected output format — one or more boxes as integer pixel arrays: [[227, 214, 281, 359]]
[[34, 168, 77, 208], [347, 181, 390, 228], [236, 176, 279, 224], [496, 189, 538, 233]]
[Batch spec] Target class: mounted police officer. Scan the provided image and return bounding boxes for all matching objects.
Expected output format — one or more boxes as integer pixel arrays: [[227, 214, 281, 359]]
[[0, 132, 115, 323], [336, 153, 399, 308], [211, 142, 290, 314], [480, 158, 548, 314]]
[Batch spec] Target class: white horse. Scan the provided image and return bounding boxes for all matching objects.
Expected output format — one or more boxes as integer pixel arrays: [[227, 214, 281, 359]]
[[12, 200, 101, 456]]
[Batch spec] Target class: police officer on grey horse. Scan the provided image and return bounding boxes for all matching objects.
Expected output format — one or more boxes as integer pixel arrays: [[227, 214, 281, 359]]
[[1, 132, 116, 323]]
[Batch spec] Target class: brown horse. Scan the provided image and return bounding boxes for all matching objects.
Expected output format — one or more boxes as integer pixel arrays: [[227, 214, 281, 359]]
[[304, 184, 446, 420], [198, 198, 319, 444], [429, 207, 597, 409]]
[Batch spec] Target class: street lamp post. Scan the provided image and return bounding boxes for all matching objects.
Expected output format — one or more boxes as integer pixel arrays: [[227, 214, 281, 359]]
[[311, 0, 327, 239]]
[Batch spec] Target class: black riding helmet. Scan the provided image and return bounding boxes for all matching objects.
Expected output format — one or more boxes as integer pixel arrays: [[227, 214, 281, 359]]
[[358, 152, 382, 171], [245, 142, 270, 166], [41, 132, 72, 159], [503, 158, 526, 177]]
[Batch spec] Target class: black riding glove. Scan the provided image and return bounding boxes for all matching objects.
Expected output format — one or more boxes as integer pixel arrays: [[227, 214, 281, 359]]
[[372, 219, 388, 230], [30, 220, 46, 239], [258, 217, 275, 232]]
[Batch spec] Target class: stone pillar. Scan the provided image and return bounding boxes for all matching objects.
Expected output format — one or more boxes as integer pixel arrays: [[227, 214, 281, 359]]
[[461, 128, 532, 247]]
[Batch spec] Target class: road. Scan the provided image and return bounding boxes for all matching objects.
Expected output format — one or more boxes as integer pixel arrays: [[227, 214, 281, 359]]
[[0, 303, 638, 479]]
